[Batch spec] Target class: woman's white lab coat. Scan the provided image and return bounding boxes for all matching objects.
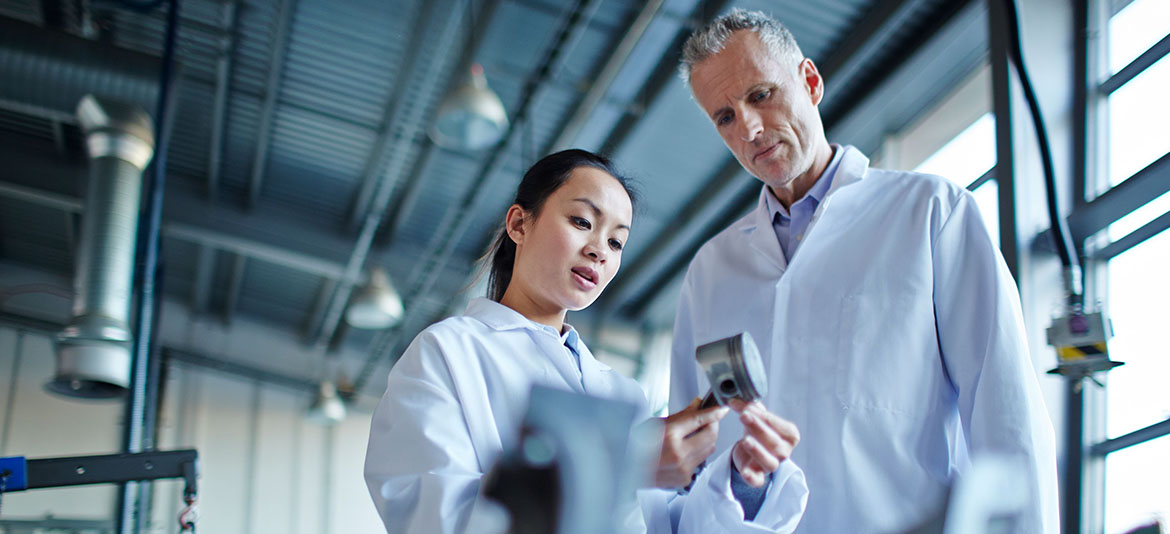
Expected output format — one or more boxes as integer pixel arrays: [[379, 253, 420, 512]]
[[364, 297, 808, 534], [670, 146, 1059, 533]]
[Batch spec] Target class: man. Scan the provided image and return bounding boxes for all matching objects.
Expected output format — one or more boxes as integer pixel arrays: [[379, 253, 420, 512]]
[[669, 8, 1059, 533]]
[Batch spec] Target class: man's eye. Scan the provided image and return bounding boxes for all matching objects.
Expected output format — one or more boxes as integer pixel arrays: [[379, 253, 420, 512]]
[[571, 216, 591, 229], [751, 90, 770, 102], [716, 114, 733, 126], [609, 239, 623, 251]]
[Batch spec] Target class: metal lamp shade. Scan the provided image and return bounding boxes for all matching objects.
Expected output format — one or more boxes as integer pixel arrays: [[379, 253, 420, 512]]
[[429, 65, 508, 151]]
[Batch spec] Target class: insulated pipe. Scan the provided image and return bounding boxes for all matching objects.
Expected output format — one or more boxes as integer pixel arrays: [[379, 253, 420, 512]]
[[49, 95, 155, 399], [0, 18, 159, 118]]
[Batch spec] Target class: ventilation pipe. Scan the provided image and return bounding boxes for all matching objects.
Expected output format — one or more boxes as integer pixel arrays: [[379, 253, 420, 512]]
[[48, 95, 155, 399]]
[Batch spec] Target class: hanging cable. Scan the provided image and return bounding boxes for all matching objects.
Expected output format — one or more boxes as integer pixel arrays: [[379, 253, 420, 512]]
[[1000, 0, 1082, 304]]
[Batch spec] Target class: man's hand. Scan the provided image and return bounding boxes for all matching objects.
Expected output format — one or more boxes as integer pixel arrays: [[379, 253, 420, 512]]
[[655, 398, 729, 488], [729, 399, 800, 487]]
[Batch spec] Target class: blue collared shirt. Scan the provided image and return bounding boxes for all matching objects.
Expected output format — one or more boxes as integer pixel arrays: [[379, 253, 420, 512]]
[[535, 320, 585, 388], [764, 145, 843, 262]]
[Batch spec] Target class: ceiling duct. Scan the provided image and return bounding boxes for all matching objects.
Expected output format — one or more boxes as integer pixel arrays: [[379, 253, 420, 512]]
[[0, 17, 159, 119], [48, 95, 155, 399]]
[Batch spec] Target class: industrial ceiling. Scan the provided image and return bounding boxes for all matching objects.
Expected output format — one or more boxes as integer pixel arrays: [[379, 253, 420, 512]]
[[0, 0, 984, 399]]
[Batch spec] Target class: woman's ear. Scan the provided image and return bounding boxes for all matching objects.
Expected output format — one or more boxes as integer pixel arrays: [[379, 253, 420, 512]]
[[504, 204, 528, 246]]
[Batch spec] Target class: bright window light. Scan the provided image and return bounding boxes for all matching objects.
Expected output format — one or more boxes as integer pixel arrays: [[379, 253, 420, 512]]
[[914, 112, 996, 188], [1107, 0, 1170, 74], [914, 112, 999, 246], [1107, 56, 1170, 187], [1104, 229, 1170, 533]]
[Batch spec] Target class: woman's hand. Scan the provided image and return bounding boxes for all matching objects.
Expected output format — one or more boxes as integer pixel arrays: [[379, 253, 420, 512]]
[[655, 398, 729, 488], [728, 399, 800, 487]]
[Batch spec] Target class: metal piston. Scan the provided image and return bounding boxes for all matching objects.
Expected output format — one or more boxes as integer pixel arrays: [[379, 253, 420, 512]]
[[696, 332, 768, 408]]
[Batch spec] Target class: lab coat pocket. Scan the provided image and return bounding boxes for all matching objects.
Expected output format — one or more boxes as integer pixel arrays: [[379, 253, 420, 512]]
[[833, 292, 938, 417]]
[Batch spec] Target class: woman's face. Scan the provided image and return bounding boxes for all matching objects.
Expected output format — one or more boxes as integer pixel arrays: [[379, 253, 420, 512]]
[[508, 166, 633, 314]]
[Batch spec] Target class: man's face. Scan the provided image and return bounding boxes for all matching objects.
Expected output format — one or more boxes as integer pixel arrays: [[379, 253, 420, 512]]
[[690, 31, 826, 190]]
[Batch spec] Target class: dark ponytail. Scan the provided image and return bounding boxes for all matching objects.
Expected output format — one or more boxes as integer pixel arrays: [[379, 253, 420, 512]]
[[485, 149, 637, 302]]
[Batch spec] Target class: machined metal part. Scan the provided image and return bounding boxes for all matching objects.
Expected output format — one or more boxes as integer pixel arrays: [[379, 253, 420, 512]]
[[696, 332, 768, 407]]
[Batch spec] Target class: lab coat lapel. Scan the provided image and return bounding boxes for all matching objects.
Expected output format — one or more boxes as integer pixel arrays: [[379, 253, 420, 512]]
[[747, 187, 788, 274], [800, 146, 870, 247]]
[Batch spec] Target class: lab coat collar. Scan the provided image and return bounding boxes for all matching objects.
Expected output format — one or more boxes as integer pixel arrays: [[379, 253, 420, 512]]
[[463, 298, 614, 388], [464, 297, 562, 334]]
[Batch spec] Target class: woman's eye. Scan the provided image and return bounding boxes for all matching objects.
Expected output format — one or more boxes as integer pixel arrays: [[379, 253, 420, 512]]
[[609, 239, 623, 251], [571, 216, 591, 229]]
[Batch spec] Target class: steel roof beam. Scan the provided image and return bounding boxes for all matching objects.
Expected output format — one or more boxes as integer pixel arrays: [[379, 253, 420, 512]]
[[206, 0, 240, 200], [191, 244, 216, 313], [246, 0, 298, 208], [305, 0, 471, 349]]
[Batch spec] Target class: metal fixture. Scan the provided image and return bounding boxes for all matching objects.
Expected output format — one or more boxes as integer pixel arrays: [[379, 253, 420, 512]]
[[696, 332, 768, 408], [345, 267, 404, 329], [48, 95, 154, 399], [306, 380, 347, 425], [430, 64, 509, 151]]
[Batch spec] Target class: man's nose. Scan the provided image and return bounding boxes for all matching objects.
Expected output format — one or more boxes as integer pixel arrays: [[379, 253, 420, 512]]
[[738, 109, 763, 143]]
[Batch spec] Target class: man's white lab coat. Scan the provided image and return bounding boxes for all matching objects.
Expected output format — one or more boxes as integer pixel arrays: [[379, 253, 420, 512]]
[[365, 297, 808, 534], [670, 146, 1059, 533]]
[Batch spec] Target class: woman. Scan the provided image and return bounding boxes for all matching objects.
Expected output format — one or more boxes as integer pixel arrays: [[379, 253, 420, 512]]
[[364, 150, 806, 533]]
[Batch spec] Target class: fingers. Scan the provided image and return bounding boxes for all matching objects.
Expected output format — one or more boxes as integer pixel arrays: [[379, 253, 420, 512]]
[[666, 404, 729, 438], [739, 409, 795, 461], [743, 401, 800, 446]]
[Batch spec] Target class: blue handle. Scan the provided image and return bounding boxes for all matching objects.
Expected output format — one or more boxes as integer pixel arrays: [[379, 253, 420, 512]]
[[0, 456, 28, 491]]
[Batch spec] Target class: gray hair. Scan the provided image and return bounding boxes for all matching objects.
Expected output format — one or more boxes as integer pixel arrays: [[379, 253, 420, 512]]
[[678, 8, 803, 85]]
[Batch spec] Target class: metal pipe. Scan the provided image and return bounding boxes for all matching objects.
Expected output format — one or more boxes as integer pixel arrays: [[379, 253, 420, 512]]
[[49, 95, 155, 399]]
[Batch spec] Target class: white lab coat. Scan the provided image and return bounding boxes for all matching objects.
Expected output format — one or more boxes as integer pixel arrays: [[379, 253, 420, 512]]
[[670, 146, 1059, 533], [365, 297, 808, 534]]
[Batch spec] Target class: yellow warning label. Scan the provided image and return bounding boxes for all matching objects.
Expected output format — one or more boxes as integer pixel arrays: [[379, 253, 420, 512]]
[[1057, 343, 1108, 360]]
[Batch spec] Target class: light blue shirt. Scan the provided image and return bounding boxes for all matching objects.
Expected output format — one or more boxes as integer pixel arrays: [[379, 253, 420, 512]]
[[764, 145, 844, 262], [535, 320, 584, 388]]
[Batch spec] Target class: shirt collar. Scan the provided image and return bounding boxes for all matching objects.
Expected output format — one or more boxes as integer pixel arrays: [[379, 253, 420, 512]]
[[464, 297, 580, 347], [763, 144, 844, 219]]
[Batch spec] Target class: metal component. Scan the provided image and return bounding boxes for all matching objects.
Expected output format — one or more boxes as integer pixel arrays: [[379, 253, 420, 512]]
[[1100, 32, 1169, 95], [345, 267, 404, 330], [50, 95, 155, 399], [1046, 310, 1119, 375], [696, 332, 768, 407], [15, 450, 199, 491], [430, 63, 509, 151], [1066, 152, 1170, 243], [207, 0, 241, 199], [1092, 210, 1170, 260], [306, 380, 347, 425], [550, 0, 665, 151], [247, 0, 299, 208], [0, 17, 159, 117], [1090, 417, 1170, 457]]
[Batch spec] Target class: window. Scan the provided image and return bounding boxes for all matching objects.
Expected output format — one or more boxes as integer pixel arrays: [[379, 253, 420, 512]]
[[1095, 0, 1170, 531], [1104, 0, 1170, 187], [1102, 230, 1170, 533]]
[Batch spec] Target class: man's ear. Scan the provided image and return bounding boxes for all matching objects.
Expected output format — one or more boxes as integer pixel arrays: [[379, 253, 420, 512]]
[[504, 204, 528, 246], [800, 58, 825, 107]]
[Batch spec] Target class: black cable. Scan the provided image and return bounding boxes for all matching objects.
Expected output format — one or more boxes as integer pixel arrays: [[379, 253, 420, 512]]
[[1000, 0, 1081, 283]]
